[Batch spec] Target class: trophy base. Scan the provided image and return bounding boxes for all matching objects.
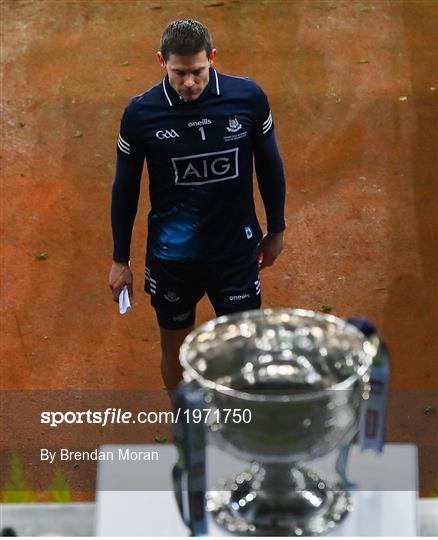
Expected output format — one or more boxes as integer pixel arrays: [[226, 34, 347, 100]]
[[207, 465, 352, 536]]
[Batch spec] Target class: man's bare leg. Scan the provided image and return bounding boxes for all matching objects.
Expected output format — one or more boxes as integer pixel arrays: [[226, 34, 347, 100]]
[[159, 326, 194, 391]]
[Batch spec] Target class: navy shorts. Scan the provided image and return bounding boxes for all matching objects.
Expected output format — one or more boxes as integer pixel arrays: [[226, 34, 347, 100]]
[[144, 250, 261, 330]]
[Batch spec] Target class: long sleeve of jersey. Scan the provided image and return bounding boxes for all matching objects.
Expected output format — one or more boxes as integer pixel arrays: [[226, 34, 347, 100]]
[[253, 87, 286, 234], [254, 132, 286, 233], [111, 104, 145, 262]]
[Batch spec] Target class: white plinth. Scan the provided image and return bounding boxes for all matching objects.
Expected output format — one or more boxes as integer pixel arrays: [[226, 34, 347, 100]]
[[95, 443, 418, 536]]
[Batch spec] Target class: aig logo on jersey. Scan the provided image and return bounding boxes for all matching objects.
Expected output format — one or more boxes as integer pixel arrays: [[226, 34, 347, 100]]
[[171, 148, 239, 186], [156, 129, 180, 140]]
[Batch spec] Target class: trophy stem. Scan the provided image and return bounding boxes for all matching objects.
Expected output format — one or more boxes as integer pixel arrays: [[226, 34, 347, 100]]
[[258, 462, 307, 491]]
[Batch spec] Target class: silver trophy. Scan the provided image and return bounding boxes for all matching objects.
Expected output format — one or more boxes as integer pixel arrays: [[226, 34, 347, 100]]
[[179, 308, 375, 536]]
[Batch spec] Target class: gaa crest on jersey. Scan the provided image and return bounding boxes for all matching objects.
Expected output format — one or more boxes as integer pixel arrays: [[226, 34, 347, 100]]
[[156, 129, 180, 140], [226, 116, 242, 133]]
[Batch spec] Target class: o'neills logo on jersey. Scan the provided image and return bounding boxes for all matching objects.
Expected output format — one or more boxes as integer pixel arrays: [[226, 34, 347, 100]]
[[229, 293, 250, 301], [171, 148, 239, 186], [187, 118, 212, 127]]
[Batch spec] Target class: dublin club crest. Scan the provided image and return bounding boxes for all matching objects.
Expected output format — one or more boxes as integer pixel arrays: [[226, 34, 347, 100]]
[[226, 116, 242, 133], [164, 290, 180, 302]]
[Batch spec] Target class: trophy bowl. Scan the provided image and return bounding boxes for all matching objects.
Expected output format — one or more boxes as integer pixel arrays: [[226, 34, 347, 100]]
[[179, 308, 375, 536]]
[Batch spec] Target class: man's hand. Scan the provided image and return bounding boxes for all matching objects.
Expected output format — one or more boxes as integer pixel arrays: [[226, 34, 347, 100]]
[[257, 231, 284, 270], [109, 261, 133, 302]]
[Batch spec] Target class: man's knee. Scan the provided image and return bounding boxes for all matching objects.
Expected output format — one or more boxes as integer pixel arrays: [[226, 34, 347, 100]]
[[159, 326, 194, 357], [159, 326, 194, 348], [159, 326, 193, 390]]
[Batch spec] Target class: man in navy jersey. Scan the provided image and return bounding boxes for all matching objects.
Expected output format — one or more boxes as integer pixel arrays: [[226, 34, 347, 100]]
[[109, 20, 286, 389]]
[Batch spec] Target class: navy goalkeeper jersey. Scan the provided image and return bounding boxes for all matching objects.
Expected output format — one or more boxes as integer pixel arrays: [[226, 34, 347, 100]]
[[112, 67, 285, 262]]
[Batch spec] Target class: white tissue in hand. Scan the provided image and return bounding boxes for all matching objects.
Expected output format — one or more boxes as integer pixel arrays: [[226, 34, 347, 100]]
[[119, 285, 131, 314]]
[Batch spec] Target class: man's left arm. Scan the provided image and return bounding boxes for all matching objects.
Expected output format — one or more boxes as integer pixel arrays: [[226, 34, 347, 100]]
[[253, 129, 286, 270]]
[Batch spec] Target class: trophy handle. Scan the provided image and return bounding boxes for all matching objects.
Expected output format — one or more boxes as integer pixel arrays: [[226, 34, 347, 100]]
[[347, 316, 390, 454], [172, 381, 208, 536], [335, 443, 357, 489]]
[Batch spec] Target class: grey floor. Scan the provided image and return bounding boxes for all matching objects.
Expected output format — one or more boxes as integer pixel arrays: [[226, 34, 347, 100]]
[[0, 503, 94, 537], [0, 499, 437, 537]]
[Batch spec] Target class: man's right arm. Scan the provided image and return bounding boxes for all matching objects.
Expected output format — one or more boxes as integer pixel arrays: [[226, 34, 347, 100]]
[[109, 105, 144, 302]]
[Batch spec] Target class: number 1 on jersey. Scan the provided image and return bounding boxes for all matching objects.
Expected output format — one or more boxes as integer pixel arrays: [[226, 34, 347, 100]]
[[198, 126, 206, 141]]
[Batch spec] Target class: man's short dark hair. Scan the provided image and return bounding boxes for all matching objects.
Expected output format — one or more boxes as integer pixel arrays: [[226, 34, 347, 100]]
[[160, 19, 213, 61]]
